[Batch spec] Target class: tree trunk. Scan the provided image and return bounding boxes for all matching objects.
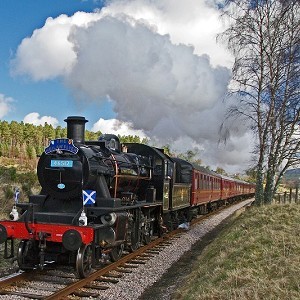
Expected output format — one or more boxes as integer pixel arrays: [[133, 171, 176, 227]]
[[263, 168, 275, 204], [255, 160, 264, 205]]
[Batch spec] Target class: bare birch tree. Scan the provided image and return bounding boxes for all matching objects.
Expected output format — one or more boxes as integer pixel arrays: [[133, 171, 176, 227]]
[[220, 0, 300, 204]]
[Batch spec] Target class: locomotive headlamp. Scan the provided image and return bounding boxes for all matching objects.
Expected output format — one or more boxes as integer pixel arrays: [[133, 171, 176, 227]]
[[9, 206, 19, 221], [101, 212, 117, 226], [78, 210, 87, 226], [62, 229, 82, 251]]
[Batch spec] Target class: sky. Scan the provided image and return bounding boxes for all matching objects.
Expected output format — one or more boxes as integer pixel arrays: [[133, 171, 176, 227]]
[[0, 0, 254, 173]]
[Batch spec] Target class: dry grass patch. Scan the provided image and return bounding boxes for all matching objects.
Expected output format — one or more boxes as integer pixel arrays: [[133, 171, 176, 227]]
[[174, 204, 300, 300]]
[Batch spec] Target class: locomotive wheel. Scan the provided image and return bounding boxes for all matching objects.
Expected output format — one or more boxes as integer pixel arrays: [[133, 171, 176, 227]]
[[143, 219, 154, 245], [128, 213, 141, 252], [17, 240, 28, 270], [129, 225, 140, 252], [17, 240, 38, 270], [76, 244, 92, 278], [109, 243, 124, 262]]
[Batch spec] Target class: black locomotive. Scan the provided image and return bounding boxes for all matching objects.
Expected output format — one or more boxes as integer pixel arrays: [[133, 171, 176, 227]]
[[0, 116, 165, 277]]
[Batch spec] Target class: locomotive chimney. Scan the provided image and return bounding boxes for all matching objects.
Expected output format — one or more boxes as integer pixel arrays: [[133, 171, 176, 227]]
[[64, 116, 88, 144]]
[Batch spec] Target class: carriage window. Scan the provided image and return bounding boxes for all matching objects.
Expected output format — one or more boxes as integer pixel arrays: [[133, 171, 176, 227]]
[[200, 174, 203, 189]]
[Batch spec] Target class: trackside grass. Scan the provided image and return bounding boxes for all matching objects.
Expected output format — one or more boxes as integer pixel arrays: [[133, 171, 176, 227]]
[[174, 204, 300, 300]]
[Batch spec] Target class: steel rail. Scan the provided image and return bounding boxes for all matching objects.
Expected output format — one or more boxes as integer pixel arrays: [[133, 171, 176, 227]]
[[44, 232, 181, 300], [0, 271, 32, 288]]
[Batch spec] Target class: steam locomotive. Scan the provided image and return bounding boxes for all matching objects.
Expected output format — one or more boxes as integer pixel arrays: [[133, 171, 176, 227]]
[[0, 116, 255, 278]]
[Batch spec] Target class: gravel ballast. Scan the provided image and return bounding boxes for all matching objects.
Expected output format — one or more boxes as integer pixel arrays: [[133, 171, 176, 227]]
[[88, 199, 253, 300]]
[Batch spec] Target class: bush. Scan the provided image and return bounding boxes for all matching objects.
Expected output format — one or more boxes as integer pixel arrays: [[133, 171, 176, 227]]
[[17, 171, 38, 187], [0, 166, 17, 182], [3, 185, 14, 200], [8, 167, 17, 182], [21, 183, 31, 198]]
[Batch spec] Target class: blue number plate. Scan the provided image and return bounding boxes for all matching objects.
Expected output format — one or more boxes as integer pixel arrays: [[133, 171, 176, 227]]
[[51, 160, 73, 168]]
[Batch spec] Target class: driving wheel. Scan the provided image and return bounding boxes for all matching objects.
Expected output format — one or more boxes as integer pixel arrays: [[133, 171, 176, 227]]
[[143, 218, 154, 245], [76, 243, 92, 278], [109, 243, 124, 262], [17, 240, 38, 270]]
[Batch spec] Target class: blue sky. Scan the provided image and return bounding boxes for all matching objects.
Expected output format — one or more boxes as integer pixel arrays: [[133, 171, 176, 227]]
[[0, 0, 114, 129], [0, 0, 253, 172]]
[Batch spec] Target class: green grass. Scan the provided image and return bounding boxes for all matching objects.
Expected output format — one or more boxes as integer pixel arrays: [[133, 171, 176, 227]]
[[174, 204, 300, 300]]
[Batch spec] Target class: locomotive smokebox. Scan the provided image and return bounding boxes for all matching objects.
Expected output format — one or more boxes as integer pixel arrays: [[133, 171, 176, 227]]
[[64, 116, 88, 144]]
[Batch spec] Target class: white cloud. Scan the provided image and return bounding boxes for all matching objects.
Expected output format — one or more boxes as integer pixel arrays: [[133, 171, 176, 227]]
[[0, 94, 14, 118], [101, 0, 233, 67], [11, 0, 232, 81], [92, 118, 147, 138], [11, 0, 253, 172], [11, 12, 101, 80], [23, 112, 59, 127]]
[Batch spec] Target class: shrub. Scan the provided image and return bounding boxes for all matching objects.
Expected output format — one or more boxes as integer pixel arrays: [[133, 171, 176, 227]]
[[3, 185, 14, 200]]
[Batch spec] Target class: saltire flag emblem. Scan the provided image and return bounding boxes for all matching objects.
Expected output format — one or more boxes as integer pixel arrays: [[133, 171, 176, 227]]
[[82, 190, 96, 206]]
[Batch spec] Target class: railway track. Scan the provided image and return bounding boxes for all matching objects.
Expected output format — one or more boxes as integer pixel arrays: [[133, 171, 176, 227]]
[[0, 199, 253, 299], [0, 234, 182, 299]]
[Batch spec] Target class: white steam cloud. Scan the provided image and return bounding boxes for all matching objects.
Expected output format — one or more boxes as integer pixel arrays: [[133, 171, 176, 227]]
[[11, 0, 253, 173], [100, 0, 233, 67], [67, 16, 231, 135]]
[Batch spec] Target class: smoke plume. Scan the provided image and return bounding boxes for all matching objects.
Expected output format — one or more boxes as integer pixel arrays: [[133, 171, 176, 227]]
[[11, 0, 253, 173]]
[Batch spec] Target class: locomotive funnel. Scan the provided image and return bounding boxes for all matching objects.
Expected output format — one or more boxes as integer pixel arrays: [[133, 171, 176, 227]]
[[64, 116, 88, 144]]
